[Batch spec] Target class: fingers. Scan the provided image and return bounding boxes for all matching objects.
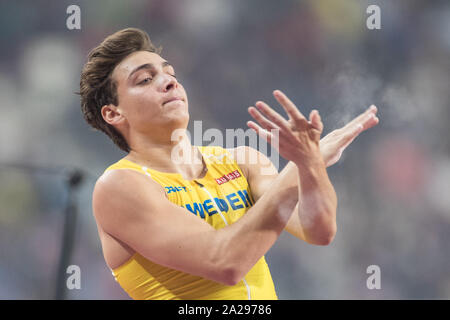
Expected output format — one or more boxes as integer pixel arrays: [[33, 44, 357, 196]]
[[250, 91, 325, 136], [364, 105, 379, 129], [340, 122, 365, 147], [247, 107, 282, 146], [246, 120, 278, 145], [338, 105, 380, 148], [273, 90, 307, 122], [253, 101, 291, 132], [357, 106, 379, 132], [309, 109, 323, 132], [346, 105, 374, 127], [249, 90, 332, 144], [248, 106, 279, 132], [346, 105, 379, 131]]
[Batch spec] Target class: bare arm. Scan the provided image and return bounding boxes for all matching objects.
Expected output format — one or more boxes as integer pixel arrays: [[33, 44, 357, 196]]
[[93, 160, 300, 286], [94, 89, 338, 285], [240, 103, 379, 244], [233, 147, 335, 245], [247, 90, 338, 245]]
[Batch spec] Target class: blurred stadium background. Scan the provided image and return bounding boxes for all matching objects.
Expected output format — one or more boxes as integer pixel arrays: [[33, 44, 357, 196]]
[[0, 0, 449, 299]]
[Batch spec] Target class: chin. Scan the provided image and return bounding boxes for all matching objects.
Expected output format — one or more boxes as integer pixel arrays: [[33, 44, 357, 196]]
[[165, 113, 189, 129]]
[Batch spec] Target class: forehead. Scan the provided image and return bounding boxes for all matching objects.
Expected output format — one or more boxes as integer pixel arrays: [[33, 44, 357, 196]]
[[112, 51, 167, 82]]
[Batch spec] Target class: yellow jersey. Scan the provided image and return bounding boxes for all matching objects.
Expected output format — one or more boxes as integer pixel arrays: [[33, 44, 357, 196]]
[[104, 145, 278, 300]]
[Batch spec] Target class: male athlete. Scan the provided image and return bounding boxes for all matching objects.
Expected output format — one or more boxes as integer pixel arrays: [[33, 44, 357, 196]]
[[80, 28, 379, 300]]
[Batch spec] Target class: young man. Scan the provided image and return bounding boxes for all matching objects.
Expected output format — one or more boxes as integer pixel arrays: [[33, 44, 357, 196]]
[[80, 28, 379, 300]]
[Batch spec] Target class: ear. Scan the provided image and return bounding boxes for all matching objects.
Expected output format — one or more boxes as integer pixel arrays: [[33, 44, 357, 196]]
[[101, 104, 125, 126]]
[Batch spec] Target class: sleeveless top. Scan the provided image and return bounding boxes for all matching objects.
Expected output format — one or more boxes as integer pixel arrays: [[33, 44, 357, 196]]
[[104, 145, 278, 300]]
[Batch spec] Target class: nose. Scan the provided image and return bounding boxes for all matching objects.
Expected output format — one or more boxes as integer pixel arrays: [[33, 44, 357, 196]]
[[161, 73, 178, 93]]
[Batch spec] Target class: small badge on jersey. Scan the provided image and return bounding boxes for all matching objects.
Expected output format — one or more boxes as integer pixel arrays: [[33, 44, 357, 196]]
[[165, 186, 190, 194], [215, 170, 241, 185]]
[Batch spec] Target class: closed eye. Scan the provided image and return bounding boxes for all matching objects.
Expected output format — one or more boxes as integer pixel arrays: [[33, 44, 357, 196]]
[[139, 77, 153, 85], [138, 73, 176, 85]]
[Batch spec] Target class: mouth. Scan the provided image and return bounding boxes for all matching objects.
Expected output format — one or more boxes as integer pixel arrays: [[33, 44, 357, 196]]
[[163, 97, 184, 106]]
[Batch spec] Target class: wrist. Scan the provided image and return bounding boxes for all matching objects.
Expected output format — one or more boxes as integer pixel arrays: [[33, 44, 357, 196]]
[[293, 150, 325, 171]]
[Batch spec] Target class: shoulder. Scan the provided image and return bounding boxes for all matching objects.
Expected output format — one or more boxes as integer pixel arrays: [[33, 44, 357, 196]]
[[226, 146, 277, 173], [226, 146, 260, 164], [92, 168, 165, 221], [225, 146, 253, 178], [94, 168, 165, 199], [225, 146, 279, 181], [95, 168, 146, 193]]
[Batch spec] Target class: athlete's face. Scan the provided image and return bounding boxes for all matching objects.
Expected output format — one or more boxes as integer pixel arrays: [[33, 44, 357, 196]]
[[103, 51, 189, 137]]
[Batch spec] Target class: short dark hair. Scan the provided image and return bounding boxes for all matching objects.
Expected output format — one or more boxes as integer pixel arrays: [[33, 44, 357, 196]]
[[79, 28, 161, 152]]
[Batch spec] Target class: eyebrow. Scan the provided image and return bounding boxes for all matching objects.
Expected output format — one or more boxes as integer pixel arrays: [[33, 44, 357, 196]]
[[128, 61, 172, 80]]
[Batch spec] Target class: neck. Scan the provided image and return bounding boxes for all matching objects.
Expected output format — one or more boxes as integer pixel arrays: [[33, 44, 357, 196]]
[[125, 130, 206, 180]]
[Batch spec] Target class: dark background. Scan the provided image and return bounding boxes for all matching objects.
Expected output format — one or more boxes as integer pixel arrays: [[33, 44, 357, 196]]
[[0, 0, 449, 299]]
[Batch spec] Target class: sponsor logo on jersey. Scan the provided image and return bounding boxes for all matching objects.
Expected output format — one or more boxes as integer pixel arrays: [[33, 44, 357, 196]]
[[215, 170, 241, 185], [165, 186, 189, 194], [182, 189, 253, 219]]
